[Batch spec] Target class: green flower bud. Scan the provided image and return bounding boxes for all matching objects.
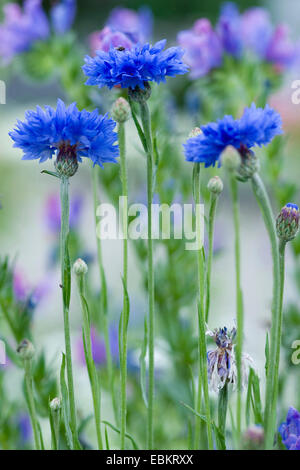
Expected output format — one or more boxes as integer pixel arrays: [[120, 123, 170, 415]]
[[73, 258, 88, 275], [207, 176, 223, 195], [128, 82, 151, 103], [17, 339, 35, 361], [50, 397, 61, 412], [276, 203, 299, 242], [55, 143, 78, 178], [221, 145, 241, 172], [111, 97, 131, 123], [237, 148, 259, 182], [188, 127, 202, 138]]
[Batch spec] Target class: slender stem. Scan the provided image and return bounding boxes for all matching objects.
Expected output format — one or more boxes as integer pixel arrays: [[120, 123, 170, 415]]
[[250, 172, 281, 449], [194, 163, 214, 450], [50, 407, 60, 450], [91, 166, 117, 423], [76, 272, 103, 450], [229, 174, 243, 445], [218, 382, 228, 437], [139, 100, 155, 449], [205, 193, 218, 323], [118, 122, 129, 450], [60, 176, 77, 443], [24, 359, 41, 450]]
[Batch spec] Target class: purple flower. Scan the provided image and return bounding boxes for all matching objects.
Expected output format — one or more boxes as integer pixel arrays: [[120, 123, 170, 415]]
[[265, 25, 296, 71], [77, 327, 119, 367], [13, 268, 51, 310], [241, 7, 273, 59], [50, 0, 76, 35], [13, 270, 29, 303], [279, 407, 300, 450], [107, 6, 153, 43], [45, 193, 83, 234], [0, 0, 49, 63], [177, 19, 222, 78], [216, 2, 243, 58], [89, 26, 134, 55]]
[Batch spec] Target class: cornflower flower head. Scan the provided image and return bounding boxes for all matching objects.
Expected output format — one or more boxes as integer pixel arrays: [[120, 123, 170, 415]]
[[183, 103, 282, 168], [107, 6, 153, 43], [216, 2, 243, 58], [276, 203, 300, 242], [206, 326, 253, 392], [177, 19, 222, 78], [279, 407, 300, 450], [82, 39, 189, 92], [0, 0, 49, 63], [50, 0, 76, 35], [9, 99, 119, 175]]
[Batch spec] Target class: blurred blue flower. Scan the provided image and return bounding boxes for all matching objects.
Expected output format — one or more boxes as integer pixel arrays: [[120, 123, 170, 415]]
[[177, 19, 222, 78], [83, 40, 189, 90], [0, 0, 49, 63], [51, 0, 76, 35], [241, 7, 273, 60], [279, 407, 300, 450], [77, 326, 119, 367], [17, 413, 32, 444], [9, 99, 119, 167], [107, 6, 153, 43], [216, 2, 243, 58], [183, 103, 282, 167]]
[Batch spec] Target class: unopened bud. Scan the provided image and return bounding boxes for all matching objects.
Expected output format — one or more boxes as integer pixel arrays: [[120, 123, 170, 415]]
[[207, 176, 223, 195], [276, 203, 299, 242], [50, 397, 61, 412], [73, 258, 88, 276], [111, 97, 131, 123], [17, 339, 35, 360], [221, 145, 241, 172]]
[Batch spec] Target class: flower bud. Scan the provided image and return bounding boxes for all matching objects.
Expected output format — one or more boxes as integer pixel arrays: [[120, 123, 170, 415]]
[[237, 148, 259, 181], [243, 425, 264, 450], [73, 258, 88, 276], [55, 143, 78, 178], [188, 127, 202, 138], [50, 397, 61, 412], [276, 203, 299, 242], [17, 339, 35, 361], [207, 176, 223, 195], [111, 97, 131, 123], [221, 145, 241, 172], [128, 82, 151, 103]]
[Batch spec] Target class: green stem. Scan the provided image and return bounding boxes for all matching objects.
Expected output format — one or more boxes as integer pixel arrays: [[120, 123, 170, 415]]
[[194, 163, 214, 450], [50, 407, 60, 450], [218, 382, 228, 437], [91, 166, 117, 423], [205, 193, 218, 323], [60, 176, 78, 444], [139, 100, 155, 449], [229, 175, 243, 445], [76, 272, 103, 450], [250, 172, 281, 449], [118, 121, 129, 450], [24, 359, 41, 450]]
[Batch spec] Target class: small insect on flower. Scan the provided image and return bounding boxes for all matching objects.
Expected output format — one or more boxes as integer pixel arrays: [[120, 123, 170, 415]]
[[183, 103, 282, 172], [276, 203, 299, 242], [279, 407, 300, 450], [206, 326, 253, 392], [82, 39, 189, 92], [9, 99, 119, 176]]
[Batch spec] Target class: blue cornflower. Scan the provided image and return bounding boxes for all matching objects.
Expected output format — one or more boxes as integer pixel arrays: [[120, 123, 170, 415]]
[[82, 39, 189, 90], [279, 407, 300, 450], [183, 103, 282, 167], [51, 0, 76, 35], [9, 99, 119, 169]]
